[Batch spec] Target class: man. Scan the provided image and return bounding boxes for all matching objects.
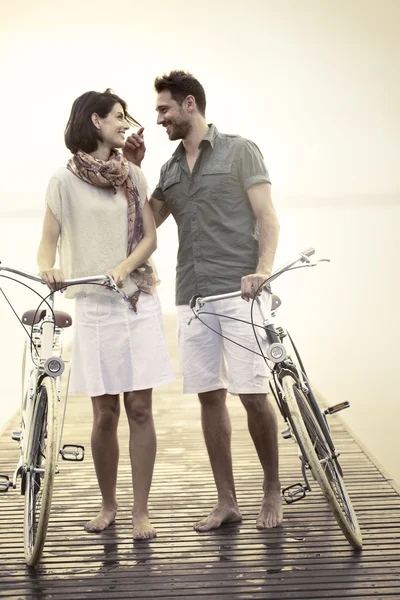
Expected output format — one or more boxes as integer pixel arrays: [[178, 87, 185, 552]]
[[124, 70, 282, 531]]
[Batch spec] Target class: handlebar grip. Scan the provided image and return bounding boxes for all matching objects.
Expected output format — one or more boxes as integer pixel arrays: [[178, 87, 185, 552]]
[[300, 247, 315, 258], [189, 294, 202, 309]]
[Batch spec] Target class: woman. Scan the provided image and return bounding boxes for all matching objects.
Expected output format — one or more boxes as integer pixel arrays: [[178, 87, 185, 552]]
[[37, 89, 175, 540]]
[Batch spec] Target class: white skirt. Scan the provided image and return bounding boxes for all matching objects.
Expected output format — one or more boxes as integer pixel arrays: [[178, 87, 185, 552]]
[[69, 292, 175, 397]]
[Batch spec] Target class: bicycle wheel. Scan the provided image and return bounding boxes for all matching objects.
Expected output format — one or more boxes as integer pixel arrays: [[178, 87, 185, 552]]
[[24, 376, 58, 566], [282, 374, 362, 550]]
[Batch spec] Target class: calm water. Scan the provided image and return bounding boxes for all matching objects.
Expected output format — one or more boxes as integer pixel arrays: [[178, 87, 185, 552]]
[[1, 202, 399, 486]]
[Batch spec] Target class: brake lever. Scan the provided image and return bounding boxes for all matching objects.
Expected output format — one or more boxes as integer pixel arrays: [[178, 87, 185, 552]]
[[303, 258, 331, 268], [188, 298, 205, 325], [104, 275, 129, 300]]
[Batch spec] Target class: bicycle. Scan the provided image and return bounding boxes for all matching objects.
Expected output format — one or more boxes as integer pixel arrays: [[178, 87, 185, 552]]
[[0, 264, 127, 566], [189, 248, 363, 550]]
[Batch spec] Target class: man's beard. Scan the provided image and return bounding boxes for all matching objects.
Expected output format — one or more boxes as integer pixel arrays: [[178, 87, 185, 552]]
[[168, 119, 191, 140]]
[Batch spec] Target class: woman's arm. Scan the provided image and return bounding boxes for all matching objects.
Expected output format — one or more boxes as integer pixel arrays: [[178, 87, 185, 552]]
[[37, 205, 64, 290], [108, 199, 157, 287]]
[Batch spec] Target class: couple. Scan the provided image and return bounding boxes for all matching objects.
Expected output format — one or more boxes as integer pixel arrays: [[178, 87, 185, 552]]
[[37, 70, 282, 541]]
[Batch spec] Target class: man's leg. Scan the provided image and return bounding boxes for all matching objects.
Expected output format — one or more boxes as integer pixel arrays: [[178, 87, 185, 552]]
[[85, 394, 120, 532], [239, 392, 282, 528], [194, 388, 242, 531], [218, 294, 282, 528], [176, 304, 241, 531], [124, 389, 157, 540]]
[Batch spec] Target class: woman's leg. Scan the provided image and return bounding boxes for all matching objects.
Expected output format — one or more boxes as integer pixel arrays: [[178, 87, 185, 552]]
[[124, 388, 157, 540], [84, 394, 120, 533]]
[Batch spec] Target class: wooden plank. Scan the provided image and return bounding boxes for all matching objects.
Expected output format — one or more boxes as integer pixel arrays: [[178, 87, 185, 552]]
[[1, 316, 400, 599]]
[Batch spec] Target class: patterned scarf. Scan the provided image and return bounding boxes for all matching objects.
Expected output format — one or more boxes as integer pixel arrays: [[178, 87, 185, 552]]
[[67, 150, 155, 298]]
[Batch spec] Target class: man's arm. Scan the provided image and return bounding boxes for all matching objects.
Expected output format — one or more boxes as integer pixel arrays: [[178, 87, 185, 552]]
[[149, 196, 171, 228], [124, 132, 172, 228], [241, 182, 280, 299], [248, 182, 280, 274]]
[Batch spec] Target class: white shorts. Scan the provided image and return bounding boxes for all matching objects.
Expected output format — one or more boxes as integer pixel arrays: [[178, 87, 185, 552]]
[[177, 293, 271, 395], [70, 292, 175, 397]]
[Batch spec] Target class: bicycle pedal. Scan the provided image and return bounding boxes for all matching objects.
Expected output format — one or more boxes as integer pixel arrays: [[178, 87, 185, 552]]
[[282, 483, 307, 504], [11, 430, 21, 442], [281, 426, 292, 439], [324, 401, 350, 415], [0, 475, 11, 493], [60, 444, 85, 462]]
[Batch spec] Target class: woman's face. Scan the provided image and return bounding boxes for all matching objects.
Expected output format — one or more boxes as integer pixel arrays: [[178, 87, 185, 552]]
[[94, 102, 130, 149]]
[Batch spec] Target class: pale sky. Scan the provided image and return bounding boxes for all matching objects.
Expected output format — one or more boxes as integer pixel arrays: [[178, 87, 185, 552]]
[[1, 0, 400, 485], [0, 0, 399, 213]]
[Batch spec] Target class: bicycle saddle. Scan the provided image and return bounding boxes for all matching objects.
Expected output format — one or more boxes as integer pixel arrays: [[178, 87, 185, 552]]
[[22, 309, 73, 328]]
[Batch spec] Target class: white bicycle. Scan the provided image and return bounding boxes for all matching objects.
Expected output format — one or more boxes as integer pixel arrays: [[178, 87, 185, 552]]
[[0, 264, 126, 566]]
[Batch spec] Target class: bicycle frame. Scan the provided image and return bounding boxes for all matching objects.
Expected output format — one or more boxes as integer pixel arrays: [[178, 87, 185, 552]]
[[0, 265, 122, 490], [0, 263, 144, 564], [189, 248, 345, 499]]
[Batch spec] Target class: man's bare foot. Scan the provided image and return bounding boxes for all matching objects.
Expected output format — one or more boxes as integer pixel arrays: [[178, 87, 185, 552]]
[[194, 504, 242, 532], [84, 506, 117, 533], [256, 491, 283, 529], [132, 512, 157, 540]]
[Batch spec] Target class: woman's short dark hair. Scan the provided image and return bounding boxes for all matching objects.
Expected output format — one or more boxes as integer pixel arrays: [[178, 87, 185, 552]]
[[154, 71, 206, 116], [64, 89, 141, 154]]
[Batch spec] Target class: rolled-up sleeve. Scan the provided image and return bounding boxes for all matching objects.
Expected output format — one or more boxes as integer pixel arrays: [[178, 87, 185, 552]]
[[239, 140, 271, 191], [151, 175, 165, 202]]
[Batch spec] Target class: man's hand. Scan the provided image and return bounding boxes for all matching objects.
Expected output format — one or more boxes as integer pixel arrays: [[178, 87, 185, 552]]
[[123, 127, 146, 167], [241, 272, 270, 301], [39, 268, 65, 292]]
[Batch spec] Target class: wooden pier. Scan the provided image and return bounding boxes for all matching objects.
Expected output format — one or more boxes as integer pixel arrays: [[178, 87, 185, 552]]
[[1, 317, 399, 599]]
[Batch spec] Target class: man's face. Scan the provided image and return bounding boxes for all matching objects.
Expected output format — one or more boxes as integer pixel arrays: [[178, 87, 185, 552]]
[[156, 90, 191, 140]]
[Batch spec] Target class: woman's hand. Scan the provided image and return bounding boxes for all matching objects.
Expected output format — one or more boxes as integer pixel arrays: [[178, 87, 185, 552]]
[[106, 263, 130, 288], [39, 268, 65, 291]]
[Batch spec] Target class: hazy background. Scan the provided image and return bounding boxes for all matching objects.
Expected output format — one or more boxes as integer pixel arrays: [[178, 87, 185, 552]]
[[1, 0, 399, 485]]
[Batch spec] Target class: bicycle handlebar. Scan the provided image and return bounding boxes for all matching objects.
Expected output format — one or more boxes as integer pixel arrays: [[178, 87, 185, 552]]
[[189, 247, 317, 310], [301, 247, 315, 258], [0, 264, 127, 299]]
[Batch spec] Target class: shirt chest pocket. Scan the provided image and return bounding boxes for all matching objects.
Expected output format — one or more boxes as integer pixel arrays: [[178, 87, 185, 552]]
[[202, 161, 232, 200], [160, 169, 182, 211]]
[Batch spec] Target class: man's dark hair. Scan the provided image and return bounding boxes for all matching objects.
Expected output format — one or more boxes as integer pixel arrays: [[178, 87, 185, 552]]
[[154, 70, 206, 116], [64, 88, 141, 154]]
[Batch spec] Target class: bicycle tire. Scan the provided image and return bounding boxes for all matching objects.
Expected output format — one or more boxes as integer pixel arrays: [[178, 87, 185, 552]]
[[23, 376, 58, 566], [282, 374, 362, 550]]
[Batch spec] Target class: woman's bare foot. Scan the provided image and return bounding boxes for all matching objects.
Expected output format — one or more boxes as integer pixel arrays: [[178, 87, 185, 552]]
[[84, 506, 117, 533], [132, 512, 157, 540], [256, 491, 283, 529], [194, 504, 242, 532]]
